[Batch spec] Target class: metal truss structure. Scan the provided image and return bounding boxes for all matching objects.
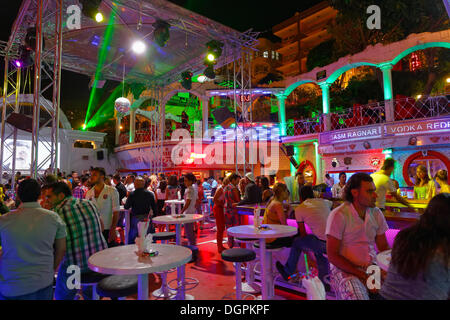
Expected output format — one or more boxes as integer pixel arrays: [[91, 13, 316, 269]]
[[0, 0, 63, 179], [233, 47, 255, 176], [2, 0, 258, 178]]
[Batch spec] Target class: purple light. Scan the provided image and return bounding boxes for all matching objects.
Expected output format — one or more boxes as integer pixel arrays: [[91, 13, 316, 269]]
[[14, 60, 22, 68]]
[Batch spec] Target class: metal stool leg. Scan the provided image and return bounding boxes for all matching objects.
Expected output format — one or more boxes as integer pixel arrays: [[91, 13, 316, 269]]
[[235, 262, 242, 300], [92, 284, 99, 300]]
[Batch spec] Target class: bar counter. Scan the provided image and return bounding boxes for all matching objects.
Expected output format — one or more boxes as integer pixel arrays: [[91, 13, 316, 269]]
[[236, 200, 423, 229]]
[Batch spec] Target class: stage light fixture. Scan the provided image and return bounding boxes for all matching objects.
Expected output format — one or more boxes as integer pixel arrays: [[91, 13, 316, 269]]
[[204, 66, 216, 80], [446, 78, 450, 83], [80, 0, 103, 21], [153, 20, 170, 47], [17, 45, 33, 68], [181, 71, 193, 90], [197, 75, 207, 83], [82, 123, 87, 130], [132, 40, 146, 54], [204, 40, 224, 66]]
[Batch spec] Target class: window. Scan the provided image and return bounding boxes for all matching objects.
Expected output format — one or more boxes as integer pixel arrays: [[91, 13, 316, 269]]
[[263, 51, 268, 58], [276, 52, 280, 60], [271, 51, 275, 59]]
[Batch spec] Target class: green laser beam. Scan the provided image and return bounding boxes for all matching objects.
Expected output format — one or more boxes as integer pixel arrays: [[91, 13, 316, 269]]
[[84, 10, 117, 125]]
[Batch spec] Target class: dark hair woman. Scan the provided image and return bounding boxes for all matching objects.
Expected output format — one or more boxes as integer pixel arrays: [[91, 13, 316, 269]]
[[380, 193, 450, 300], [261, 176, 273, 204]]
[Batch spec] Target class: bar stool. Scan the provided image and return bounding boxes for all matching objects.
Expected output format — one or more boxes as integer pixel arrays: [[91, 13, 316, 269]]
[[253, 241, 286, 299], [80, 271, 109, 300], [151, 232, 177, 299], [234, 238, 261, 294], [221, 248, 257, 300], [96, 275, 138, 300]]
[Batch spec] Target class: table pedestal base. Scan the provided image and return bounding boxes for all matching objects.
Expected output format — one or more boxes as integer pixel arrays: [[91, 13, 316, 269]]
[[137, 274, 149, 300], [236, 282, 261, 294]]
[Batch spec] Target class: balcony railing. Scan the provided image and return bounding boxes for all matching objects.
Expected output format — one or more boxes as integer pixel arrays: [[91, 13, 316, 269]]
[[287, 117, 323, 136], [393, 95, 449, 121], [330, 102, 386, 130], [284, 93, 449, 137], [117, 94, 449, 146]]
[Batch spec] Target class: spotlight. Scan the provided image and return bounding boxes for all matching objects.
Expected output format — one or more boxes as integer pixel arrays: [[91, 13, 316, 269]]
[[95, 12, 104, 23], [204, 40, 224, 66], [132, 40, 146, 54], [197, 75, 207, 83], [80, 0, 103, 21], [24, 27, 45, 51], [204, 66, 216, 80], [446, 78, 450, 83], [82, 123, 87, 130], [153, 20, 170, 47], [17, 45, 33, 68], [181, 71, 193, 90]]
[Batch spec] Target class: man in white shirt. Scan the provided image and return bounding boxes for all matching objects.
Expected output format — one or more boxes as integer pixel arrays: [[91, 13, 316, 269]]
[[276, 185, 332, 284], [180, 173, 198, 245], [326, 173, 390, 300], [85, 167, 120, 247], [370, 158, 411, 210]]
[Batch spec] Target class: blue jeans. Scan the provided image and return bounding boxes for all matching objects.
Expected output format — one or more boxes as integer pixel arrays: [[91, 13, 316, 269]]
[[0, 285, 53, 300], [54, 260, 92, 300], [284, 235, 329, 281]]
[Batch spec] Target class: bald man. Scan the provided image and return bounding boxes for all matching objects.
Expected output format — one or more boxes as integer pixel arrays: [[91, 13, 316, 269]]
[[124, 176, 157, 244]]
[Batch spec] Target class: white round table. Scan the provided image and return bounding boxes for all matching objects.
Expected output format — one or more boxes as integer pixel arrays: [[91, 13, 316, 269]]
[[153, 214, 204, 245], [376, 250, 392, 272], [88, 244, 192, 300], [227, 224, 298, 300], [152, 214, 204, 300]]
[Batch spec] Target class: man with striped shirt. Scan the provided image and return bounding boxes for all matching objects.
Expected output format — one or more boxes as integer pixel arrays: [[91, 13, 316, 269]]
[[44, 182, 107, 300]]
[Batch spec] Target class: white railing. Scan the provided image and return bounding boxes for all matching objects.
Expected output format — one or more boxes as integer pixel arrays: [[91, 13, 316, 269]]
[[284, 93, 449, 137]]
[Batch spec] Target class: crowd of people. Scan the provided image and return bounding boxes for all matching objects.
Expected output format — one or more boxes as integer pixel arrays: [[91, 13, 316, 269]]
[[0, 159, 448, 300]]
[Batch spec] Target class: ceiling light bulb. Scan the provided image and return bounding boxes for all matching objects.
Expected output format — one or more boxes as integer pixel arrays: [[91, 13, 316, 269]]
[[95, 12, 104, 23], [132, 40, 146, 54]]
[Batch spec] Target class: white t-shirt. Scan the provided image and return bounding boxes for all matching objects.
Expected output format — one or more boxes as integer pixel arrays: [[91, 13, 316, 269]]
[[126, 183, 135, 193], [295, 198, 332, 241], [184, 185, 197, 215], [85, 185, 120, 230], [326, 202, 389, 268], [156, 189, 166, 200], [331, 183, 345, 199], [371, 171, 396, 209]]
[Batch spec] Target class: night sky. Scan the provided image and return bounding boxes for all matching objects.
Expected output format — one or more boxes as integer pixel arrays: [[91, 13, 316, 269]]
[[0, 0, 322, 128]]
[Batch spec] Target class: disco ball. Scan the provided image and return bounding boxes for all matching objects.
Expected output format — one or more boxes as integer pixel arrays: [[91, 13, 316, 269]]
[[115, 97, 131, 114]]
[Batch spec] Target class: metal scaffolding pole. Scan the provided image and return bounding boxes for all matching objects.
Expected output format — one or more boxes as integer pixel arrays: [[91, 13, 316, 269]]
[[50, 0, 63, 174], [30, 0, 43, 178]]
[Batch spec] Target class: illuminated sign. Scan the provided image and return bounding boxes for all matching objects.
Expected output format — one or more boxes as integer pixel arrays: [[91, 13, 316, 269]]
[[320, 116, 450, 145], [386, 118, 450, 136]]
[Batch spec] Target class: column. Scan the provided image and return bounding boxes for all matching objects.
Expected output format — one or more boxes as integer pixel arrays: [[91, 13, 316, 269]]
[[319, 82, 331, 131], [201, 96, 209, 137], [276, 93, 287, 136], [129, 109, 136, 144], [319, 82, 330, 114], [380, 63, 394, 122], [314, 141, 323, 184]]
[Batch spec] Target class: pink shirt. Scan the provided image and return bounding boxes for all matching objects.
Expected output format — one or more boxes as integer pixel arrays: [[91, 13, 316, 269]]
[[326, 202, 389, 268]]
